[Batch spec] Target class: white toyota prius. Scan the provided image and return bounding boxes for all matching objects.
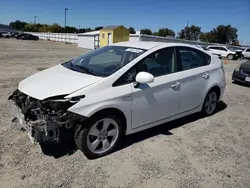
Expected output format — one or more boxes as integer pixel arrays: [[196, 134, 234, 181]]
[[9, 41, 226, 159]]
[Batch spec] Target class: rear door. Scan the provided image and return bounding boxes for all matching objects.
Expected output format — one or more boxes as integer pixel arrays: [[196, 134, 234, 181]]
[[176, 46, 211, 113]]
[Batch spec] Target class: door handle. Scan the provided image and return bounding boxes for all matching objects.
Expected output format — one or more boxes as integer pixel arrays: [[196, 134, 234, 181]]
[[170, 82, 180, 89], [202, 73, 210, 79]]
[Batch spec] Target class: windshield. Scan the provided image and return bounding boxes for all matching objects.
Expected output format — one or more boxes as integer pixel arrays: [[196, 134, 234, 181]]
[[62, 45, 146, 77]]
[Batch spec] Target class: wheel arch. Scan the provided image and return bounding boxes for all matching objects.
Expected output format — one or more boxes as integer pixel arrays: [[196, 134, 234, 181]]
[[206, 85, 221, 100]]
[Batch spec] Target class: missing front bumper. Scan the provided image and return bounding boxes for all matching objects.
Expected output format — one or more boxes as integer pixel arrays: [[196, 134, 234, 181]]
[[10, 101, 62, 144]]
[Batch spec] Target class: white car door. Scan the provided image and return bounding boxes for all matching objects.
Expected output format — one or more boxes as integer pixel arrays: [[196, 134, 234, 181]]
[[208, 47, 220, 56], [244, 48, 250, 58], [176, 46, 210, 113], [131, 47, 180, 129], [219, 47, 229, 57]]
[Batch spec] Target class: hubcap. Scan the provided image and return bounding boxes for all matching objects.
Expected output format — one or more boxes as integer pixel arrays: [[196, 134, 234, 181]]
[[87, 118, 119, 154], [205, 92, 217, 115]]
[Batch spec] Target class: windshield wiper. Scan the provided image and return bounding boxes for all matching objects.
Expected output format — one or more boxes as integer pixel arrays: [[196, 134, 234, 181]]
[[74, 65, 98, 76]]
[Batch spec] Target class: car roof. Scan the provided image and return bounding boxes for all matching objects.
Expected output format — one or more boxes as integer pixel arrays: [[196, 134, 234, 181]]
[[111, 41, 201, 50]]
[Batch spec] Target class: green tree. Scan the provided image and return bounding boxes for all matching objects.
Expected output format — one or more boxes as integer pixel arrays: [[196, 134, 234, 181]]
[[78, 28, 86, 33], [140, 28, 153, 35], [178, 25, 201, 40], [199, 25, 238, 44], [85, 28, 92, 32], [24, 23, 39, 32], [213, 25, 238, 44], [48, 23, 63, 33], [157, 28, 175, 37], [64, 26, 77, 33], [95, 26, 103, 31], [9, 20, 27, 30], [129, 27, 136, 34]]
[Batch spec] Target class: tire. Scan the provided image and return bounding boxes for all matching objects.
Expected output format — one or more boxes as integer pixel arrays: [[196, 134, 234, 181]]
[[201, 90, 219, 116], [74, 111, 124, 159], [227, 54, 234, 60]]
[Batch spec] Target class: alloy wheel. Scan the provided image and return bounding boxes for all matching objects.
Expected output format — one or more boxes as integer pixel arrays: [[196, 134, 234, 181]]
[[86, 118, 119, 154], [205, 92, 217, 115]]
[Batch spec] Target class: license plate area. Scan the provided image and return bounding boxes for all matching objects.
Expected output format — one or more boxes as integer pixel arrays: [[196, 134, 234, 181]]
[[245, 77, 250, 82]]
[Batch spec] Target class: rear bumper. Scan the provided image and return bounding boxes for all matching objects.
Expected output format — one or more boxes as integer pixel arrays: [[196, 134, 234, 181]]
[[232, 70, 250, 84]]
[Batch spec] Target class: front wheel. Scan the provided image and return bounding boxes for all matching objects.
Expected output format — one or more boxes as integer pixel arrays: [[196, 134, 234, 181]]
[[74, 112, 124, 159], [227, 54, 234, 60], [201, 90, 218, 116]]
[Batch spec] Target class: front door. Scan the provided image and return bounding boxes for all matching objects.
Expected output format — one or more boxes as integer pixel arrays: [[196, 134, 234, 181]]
[[131, 47, 180, 129], [176, 46, 210, 113], [108, 33, 112, 45]]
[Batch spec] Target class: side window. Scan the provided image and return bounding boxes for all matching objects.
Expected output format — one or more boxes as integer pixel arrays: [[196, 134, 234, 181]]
[[178, 47, 210, 71], [138, 47, 176, 77], [113, 47, 177, 87], [219, 47, 227, 51], [208, 47, 216, 50], [246, 49, 250, 52]]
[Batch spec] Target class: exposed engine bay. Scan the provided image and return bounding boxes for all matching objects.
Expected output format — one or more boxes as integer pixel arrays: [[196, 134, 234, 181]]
[[8, 89, 86, 144]]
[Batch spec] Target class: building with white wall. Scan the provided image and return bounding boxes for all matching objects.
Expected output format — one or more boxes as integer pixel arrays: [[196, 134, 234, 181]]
[[77, 31, 100, 49]]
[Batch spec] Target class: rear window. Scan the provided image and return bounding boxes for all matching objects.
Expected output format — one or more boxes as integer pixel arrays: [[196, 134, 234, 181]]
[[179, 47, 211, 71]]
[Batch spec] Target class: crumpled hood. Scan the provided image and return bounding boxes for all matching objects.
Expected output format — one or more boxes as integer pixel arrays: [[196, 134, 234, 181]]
[[18, 64, 102, 100]]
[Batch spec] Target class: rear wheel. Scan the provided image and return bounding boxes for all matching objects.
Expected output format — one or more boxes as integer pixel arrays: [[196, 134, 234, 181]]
[[227, 54, 234, 60], [74, 112, 124, 159], [201, 90, 218, 116]]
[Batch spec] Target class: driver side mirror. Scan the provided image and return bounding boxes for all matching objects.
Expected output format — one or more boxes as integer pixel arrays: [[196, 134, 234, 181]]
[[135, 72, 154, 84]]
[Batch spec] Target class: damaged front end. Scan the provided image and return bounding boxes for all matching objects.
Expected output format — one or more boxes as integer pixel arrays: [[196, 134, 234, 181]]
[[8, 89, 86, 144]]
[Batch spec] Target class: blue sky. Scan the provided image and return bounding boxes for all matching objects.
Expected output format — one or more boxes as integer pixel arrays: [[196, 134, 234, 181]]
[[1, 0, 249, 44]]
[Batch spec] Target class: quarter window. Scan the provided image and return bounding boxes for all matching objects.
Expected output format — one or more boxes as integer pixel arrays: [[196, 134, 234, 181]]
[[178, 47, 210, 71]]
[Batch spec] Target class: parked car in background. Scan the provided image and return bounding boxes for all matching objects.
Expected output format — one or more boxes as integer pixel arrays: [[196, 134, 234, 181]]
[[196, 45, 221, 59], [11, 32, 20, 37], [16, 33, 39, 40], [232, 60, 250, 84], [15, 33, 28, 39], [207, 45, 242, 60], [22, 34, 39, 40], [1, 31, 11, 38], [242, 48, 250, 59], [8, 41, 226, 159]]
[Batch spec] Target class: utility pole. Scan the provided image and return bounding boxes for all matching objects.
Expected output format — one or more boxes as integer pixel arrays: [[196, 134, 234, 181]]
[[34, 16, 37, 24], [65, 8, 68, 32]]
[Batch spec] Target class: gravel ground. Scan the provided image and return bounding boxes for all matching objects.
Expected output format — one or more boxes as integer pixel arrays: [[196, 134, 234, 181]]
[[0, 38, 249, 188]]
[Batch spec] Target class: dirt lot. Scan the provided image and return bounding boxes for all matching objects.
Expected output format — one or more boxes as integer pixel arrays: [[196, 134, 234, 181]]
[[0, 39, 249, 188]]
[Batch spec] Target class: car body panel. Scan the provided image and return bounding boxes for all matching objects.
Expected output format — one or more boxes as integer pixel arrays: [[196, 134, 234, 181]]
[[18, 64, 102, 100], [131, 72, 180, 129]]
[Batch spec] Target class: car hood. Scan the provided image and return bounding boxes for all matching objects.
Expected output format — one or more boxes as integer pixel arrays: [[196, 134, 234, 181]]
[[241, 61, 250, 69], [18, 64, 102, 100]]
